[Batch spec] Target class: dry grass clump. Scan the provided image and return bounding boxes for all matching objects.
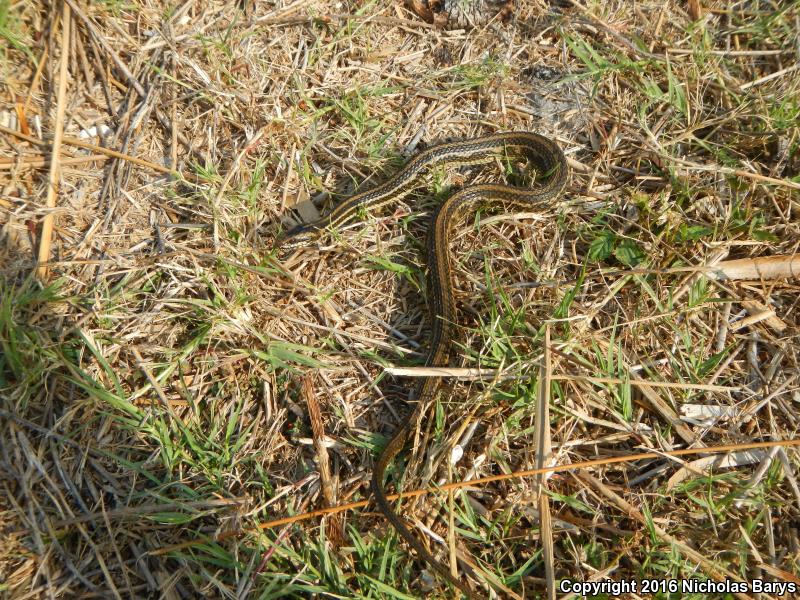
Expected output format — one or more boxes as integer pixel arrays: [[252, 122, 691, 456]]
[[1, 0, 799, 597]]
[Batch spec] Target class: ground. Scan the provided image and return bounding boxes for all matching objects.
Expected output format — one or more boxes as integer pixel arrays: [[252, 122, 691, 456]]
[[1, 0, 799, 598]]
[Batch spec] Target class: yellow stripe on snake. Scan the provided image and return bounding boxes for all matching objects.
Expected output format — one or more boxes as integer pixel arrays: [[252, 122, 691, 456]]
[[280, 132, 569, 598]]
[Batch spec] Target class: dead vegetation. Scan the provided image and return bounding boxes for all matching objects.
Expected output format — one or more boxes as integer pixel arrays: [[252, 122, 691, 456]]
[[1, 0, 799, 598]]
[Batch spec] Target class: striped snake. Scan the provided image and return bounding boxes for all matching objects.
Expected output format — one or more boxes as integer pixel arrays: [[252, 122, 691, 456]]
[[280, 132, 568, 598]]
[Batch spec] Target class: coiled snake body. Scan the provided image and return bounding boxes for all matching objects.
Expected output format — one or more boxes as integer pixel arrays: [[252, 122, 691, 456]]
[[281, 132, 568, 598]]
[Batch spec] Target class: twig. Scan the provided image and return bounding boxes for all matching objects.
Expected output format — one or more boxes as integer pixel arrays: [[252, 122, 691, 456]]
[[384, 366, 740, 392], [24, 46, 50, 117], [708, 254, 800, 281], [303, 375, 344, 548], [64, 0, 146, 97], [553, 374, 737, 392], [665, 154, 800, 191], [0, 124, 174, 175], [537, 326, 555, 600], [37, 1, 71, 280], [0, 153, 108, 170], [666, 48, 789, 56], [304, 376, 335, 506], [147, 438, 800, 554], [255, 12, 437, 31], [740, 63, 800, 91]]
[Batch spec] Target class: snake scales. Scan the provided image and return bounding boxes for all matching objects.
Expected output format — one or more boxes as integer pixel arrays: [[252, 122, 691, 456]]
[[280, 132, 568, 598]]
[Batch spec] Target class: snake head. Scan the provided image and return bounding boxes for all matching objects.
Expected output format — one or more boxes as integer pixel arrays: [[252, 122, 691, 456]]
[[275, 223, 323, 261], [281, 223, 322, 248]]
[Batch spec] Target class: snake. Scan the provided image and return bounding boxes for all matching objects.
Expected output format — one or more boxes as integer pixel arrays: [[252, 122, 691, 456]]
[[280, 132, 568, 598]]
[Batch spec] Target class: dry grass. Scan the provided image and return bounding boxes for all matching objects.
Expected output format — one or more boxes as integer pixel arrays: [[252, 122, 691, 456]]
[[1, 0, 799, 598]]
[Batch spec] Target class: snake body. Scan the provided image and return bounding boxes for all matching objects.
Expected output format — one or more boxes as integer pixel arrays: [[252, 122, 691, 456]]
[[281, 132, 568, 598]]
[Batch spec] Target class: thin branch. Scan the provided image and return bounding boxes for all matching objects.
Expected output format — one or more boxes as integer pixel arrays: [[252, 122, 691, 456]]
[[0, 124, 175, 176], [147, 438, 800, 554], [37, 0, 71, 280], [64, 0, 146, 97], [385, 366, 741, 392]]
